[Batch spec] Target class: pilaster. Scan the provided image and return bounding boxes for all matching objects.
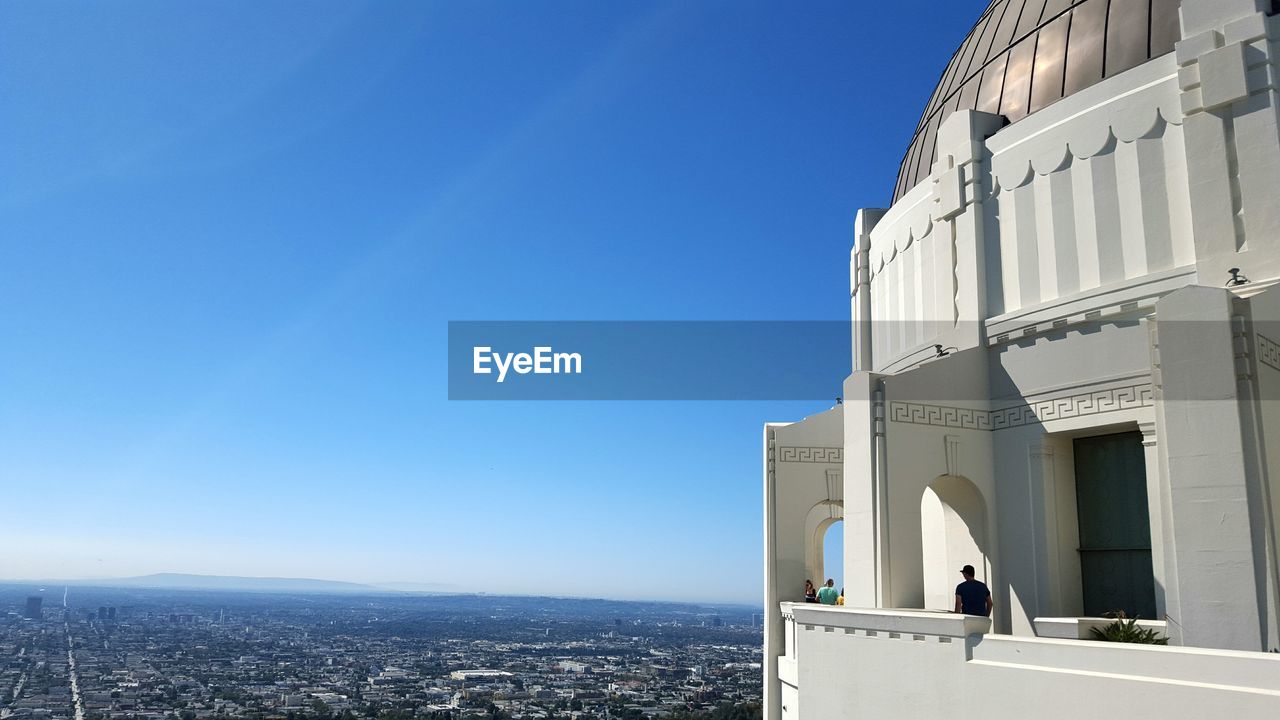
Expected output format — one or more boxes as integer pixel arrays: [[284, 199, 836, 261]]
[[1138, 419, 1172, 629], [852, 209, 884, 374], [931, 110, 1003, 351], [1153, 285, 1265, 650], [842, 371, 887, 610], [1176, 0, 1280, 284]]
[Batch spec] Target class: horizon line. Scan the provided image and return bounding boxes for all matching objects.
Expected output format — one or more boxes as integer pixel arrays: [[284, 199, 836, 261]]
[[0, 572, 764, 608]]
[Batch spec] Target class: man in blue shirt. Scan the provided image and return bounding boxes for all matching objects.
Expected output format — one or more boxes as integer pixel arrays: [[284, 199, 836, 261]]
[[954, 564, 992, 617]]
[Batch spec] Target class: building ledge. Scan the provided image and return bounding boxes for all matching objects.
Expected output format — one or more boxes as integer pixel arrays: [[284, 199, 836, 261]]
[[782, 603, 991, 639], [1033, 616, 1169, 641]]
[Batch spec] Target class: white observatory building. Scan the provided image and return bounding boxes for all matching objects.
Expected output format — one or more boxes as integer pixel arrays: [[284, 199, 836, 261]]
[[764, 0, 1280, 716]]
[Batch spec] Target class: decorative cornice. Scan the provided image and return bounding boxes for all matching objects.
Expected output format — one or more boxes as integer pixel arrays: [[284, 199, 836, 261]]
[[987, 57, 1181, 192], [889, 383, 1154, 431], [776, 446, 843, 463]]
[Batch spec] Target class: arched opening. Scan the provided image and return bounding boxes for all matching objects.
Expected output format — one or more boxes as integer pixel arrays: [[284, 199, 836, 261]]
[[920, 475, 990, 612], [804, 500, 843, 591], [822, 520, 844, 595]]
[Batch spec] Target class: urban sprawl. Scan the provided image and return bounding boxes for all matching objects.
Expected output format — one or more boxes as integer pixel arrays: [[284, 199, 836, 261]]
[[0, 587, 762, 720]]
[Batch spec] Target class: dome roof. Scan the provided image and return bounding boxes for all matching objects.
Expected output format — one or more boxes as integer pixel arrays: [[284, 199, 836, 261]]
[[893, 0, 1182, 201]]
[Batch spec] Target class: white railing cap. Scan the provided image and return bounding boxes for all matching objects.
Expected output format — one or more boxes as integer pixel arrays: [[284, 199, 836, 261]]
[[782, 602, 991, 638]]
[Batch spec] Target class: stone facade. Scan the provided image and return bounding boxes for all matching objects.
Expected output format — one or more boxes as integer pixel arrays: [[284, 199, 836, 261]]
[[764, 1, 1280, 717]]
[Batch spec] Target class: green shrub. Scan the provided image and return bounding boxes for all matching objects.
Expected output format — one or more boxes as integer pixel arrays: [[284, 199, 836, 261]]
[[1090, 618, 1168, 645]]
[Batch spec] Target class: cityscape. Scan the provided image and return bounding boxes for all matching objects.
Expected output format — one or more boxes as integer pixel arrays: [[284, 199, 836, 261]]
[[0, 584, 761, 720]]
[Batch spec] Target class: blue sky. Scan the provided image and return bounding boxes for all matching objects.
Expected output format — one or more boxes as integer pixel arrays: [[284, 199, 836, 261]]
[[0, 0, 987, 603]]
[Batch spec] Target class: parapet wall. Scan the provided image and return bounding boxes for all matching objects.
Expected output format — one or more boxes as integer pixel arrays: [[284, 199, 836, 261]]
[[780, 603, 1280, 719]]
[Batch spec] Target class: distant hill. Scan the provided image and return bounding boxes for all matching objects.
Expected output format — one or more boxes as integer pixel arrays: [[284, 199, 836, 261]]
[[73, 573, 395, 594], [370, 581, 463, 593], [0, 575, 751, 605]]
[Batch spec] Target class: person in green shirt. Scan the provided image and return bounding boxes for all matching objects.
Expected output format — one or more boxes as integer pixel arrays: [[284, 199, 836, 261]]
[[816, 578, 839, 605]]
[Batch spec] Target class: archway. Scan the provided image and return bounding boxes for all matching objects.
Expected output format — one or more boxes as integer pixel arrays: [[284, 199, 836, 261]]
[[822, 520, 844, 594], [804, 500, 843, 590], [920, 475, 990, 611]]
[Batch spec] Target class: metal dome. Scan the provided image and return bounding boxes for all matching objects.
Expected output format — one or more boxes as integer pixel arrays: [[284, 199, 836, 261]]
[[893, 0, 1182, 201]]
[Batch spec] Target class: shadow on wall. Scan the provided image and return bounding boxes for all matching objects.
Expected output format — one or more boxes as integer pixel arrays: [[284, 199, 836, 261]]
[[921, 475, 991, 611]]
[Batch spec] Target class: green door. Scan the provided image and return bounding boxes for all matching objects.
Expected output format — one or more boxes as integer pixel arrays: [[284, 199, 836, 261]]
[[1073, 431, 1157, 619]]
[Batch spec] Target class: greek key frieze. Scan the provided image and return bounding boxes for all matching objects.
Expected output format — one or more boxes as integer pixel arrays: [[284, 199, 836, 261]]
[[890, 383, 1153, 431], [776, 446, 843, 463], [1259, 334, 1280, 372], [888, 402, 991, 430]]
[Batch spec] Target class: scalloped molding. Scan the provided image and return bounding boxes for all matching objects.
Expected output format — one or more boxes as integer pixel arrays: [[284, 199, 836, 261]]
[[867, 181, 935, 281], [866, 55, 1183, 280], [988, 71, 1183, 192]]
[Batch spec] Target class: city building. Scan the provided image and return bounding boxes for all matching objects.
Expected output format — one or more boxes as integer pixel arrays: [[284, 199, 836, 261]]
[[23, 597, 41, 620], [764, 0, 1280, 717]]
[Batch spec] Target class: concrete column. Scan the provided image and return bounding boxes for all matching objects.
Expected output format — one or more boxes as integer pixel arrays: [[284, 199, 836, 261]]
[[1243, 287, 1280, 649], [1153, 285, 1265, 650], [1022, 442, 1054, 632], [762, 425, 781, 720], [851, 209, 883, 374], [873, 380, 893, 608], [1230, 300, 1280, 650], [1138, 419, 1172, 630], [843, 371, 882, 609]]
